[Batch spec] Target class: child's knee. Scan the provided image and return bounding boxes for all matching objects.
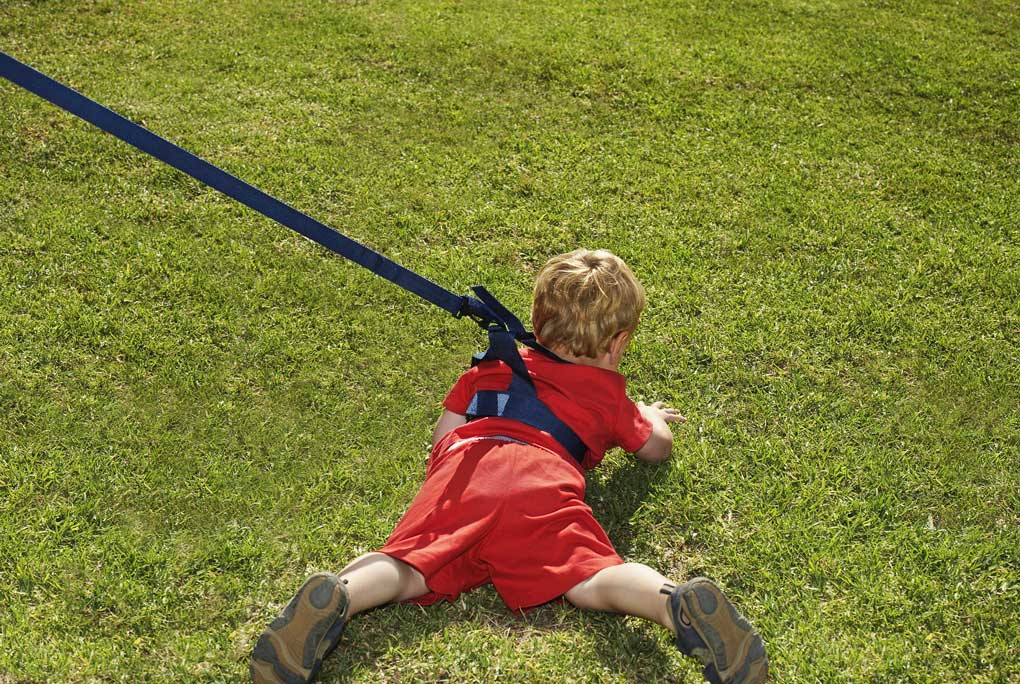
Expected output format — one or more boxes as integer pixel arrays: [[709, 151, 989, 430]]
[[563, 571, 611, 611], [564, 582, 598, 610]]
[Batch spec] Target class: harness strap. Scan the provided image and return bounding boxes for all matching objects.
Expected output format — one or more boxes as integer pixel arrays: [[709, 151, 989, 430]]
[[2, 52, 587, 461], [466, 375, 588, 463], [469, 285, 570, 361], [466, 324, 588, 464]]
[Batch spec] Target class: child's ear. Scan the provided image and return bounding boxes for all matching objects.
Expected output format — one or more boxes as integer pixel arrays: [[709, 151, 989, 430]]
[[610, 330, 632, 358]]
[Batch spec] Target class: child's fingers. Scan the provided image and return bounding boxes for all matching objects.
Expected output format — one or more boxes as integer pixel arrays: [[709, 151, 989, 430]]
[[641, 400, 687, 423], [660, 403, 685, 419], [654, 403, 687, 423]]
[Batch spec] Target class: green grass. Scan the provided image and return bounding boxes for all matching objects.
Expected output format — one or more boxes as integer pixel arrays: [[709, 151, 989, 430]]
[[2, 0, 1018, 682]]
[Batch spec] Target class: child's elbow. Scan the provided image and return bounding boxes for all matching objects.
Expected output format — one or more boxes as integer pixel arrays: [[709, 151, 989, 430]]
[[432, 410, 468, 447], [634, 432, 673, 463]]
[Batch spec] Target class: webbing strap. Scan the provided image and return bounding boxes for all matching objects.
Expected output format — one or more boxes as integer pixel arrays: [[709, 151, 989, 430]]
[[470, 285, 570, 363], [471, 286, 528, 337], [474, 326, 533, 384], [466, 376, 588, 463], [0, 51, 502, 324], [2, 52, 590, 458], [467, 323, 589, 464]]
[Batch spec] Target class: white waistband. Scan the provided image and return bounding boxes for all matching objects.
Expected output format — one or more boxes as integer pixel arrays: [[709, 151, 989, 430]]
[[447, 435, 529, 450]]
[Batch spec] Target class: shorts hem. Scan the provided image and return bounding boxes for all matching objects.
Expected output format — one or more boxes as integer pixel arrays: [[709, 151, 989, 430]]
[[496, 555, 625, 612], [375, 548, 486, 607]]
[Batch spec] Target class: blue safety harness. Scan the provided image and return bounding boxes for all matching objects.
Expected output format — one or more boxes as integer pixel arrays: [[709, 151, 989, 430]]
[[1, 51, 588, 464], [465, 288, 588, 463]]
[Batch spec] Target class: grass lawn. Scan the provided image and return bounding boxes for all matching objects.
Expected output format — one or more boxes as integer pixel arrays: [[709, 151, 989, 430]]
[[1, 1, 1018, 682]]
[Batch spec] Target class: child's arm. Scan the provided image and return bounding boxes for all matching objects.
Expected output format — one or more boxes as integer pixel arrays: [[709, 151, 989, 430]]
[[633, 401, 685, 463], [432, 409, 467, 447]]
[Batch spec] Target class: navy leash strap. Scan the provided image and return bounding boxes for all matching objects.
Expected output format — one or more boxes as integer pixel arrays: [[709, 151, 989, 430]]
[[0, 50, 500, 324], [2, 50, 589, 461]]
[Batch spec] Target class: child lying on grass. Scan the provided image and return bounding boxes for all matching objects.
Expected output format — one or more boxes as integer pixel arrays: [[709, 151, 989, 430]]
[[251, 248, 768, 684]]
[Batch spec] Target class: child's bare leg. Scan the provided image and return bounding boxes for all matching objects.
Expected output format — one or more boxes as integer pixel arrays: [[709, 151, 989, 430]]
[[251, 554, 428, 684], [338, 552, 428, 616], [565, 564, 768, 684], [564, 562, 674, 630]]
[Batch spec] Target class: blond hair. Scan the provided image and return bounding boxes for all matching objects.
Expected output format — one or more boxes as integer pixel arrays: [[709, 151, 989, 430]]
[[531, 249, 646, 358]]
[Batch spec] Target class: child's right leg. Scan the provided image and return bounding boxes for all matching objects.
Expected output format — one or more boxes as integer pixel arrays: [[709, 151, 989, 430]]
[[251, 553, 427, 684]]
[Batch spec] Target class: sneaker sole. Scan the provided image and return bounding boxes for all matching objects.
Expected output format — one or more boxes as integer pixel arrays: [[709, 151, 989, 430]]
[[251, 573, 349, 684], [679, 578, 768, 684]]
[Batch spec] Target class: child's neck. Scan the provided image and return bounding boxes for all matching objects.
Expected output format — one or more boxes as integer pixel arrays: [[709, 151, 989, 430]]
[[545, 344, 621, 372]]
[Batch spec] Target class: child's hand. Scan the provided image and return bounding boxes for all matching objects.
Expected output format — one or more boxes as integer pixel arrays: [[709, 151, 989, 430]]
[[638, 400, 686, 425]]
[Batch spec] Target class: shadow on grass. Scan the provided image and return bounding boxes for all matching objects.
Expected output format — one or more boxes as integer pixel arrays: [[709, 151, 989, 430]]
[[586, 454, 670, 558], [320, 596, 685, 683]]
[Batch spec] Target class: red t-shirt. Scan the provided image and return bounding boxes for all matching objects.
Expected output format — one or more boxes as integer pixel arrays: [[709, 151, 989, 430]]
[[442, 347, 653, 470]]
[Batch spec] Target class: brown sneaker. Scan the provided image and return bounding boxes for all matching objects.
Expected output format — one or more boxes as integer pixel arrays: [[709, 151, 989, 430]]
[[251, 573, 350, 684], [662, 578, 768, 684]]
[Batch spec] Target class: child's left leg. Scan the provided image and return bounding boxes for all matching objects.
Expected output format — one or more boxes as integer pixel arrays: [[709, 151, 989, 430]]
[[339, 551, 430, 615], [565, 563, 768, 684]]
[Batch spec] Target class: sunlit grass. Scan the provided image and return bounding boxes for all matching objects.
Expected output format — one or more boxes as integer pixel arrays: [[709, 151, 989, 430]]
[[2, 1, 1018, 682]]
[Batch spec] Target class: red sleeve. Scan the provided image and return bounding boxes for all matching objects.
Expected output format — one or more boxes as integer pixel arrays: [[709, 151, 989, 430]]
[[442, 366, 479, 414], [614, 395, 654, 453]]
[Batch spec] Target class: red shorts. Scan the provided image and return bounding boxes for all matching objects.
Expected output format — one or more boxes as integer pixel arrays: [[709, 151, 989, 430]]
[[377, 433, 623, 611]]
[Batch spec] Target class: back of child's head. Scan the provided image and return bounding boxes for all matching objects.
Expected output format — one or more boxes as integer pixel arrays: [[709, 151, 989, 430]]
[[532, 248, 646, 358]]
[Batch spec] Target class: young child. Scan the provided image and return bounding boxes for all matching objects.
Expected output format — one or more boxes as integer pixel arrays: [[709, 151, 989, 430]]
[[251, 249, 768, 684]]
